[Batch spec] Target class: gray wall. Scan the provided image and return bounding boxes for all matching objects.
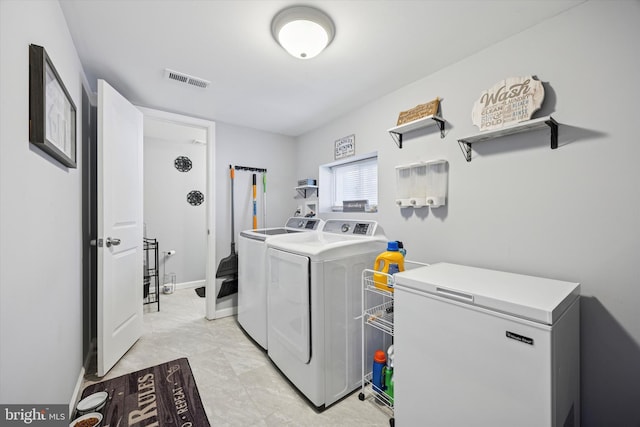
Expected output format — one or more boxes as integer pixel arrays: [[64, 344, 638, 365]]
[[144, 133, 207, 286], [0, 0, 297, 402], [295, 2, 640, 425], [214, 122, 297, 314], [0, 0, 86, 403], [1, 1, 638, 422]]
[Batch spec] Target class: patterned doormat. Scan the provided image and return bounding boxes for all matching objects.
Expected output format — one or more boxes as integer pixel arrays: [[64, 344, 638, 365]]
[[79, 358, 210, 426]]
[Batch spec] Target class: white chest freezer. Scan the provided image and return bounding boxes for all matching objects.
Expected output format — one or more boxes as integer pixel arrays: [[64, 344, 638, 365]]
[[393, 263, 580, 427]]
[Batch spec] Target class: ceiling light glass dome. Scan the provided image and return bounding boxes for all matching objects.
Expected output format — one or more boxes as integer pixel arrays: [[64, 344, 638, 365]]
[[271, 6, 335, 59]]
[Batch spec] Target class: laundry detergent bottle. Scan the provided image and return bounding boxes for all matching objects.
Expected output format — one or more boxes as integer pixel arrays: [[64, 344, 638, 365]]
[[373, 241, 405, 292], [372, 349, 387, 393]]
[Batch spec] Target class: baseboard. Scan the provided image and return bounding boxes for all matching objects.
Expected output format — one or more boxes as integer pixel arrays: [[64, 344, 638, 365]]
[[174, 279, 205, 290], [69, 366, 85, 418], [70, 340, 96, 416], [215, 306, 238, 319]]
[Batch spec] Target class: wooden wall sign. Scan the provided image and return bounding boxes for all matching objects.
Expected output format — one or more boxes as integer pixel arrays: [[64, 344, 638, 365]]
[[472, 76, 544, 131], [397, 97, 440, 126], [29, 44, 77, 168], [335, 134, 355, 160]]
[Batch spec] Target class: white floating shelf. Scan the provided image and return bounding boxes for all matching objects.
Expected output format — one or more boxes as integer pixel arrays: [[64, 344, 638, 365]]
[[295, 185, 318, 198], [457, 115, 559, 162], [388, 114, 445, 148]]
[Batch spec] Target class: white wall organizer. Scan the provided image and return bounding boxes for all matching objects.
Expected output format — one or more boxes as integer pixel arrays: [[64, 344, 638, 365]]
[[394, 164, 414, 207], [395, 160, 448, 208], [410, 163, 428, 207], [424, 160, 448, 207]]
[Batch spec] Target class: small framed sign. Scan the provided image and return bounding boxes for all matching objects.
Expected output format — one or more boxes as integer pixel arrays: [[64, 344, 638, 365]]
[[29, 44, 77, 168], [335, 134, 355, 160]]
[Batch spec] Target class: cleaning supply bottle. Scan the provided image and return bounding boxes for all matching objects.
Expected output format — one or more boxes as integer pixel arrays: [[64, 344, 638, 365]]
[[373, 241, 405, 292], [387, 263, 399, 287], [372, 349, 387, 393], [383, 345, 395, 404]]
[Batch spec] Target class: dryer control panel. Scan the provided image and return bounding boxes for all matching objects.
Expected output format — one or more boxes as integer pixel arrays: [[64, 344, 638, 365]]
[[323, 219, 379, 236]]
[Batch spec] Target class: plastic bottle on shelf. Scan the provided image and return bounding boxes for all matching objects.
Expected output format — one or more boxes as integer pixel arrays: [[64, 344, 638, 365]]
[[387, 263, 399, 287], [373, 241, 405, 292], [372, 349, 387, 393], [383, 345, 395, 404], [396, 241, 406, 257]]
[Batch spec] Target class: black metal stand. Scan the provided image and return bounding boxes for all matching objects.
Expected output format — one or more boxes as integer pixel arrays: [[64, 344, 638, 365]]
[[143, 238, 160, 311]]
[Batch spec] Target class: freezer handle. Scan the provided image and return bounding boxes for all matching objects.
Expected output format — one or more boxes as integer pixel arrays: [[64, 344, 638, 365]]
[[436, 287, 474, 303]]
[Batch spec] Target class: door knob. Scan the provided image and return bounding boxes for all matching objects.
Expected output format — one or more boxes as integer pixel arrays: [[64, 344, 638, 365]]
[[106, 237, 121, 247]]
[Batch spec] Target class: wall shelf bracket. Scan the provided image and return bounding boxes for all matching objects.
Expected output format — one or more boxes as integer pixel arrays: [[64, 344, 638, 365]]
[[295, 185, 318, 198], [389, 130, 403, 148], [457, 115, 559, 162], [547, 117, 558, 149], [458, 140, 473, 162], [435, 117, 445, 138], [387, 115, 445, 149]]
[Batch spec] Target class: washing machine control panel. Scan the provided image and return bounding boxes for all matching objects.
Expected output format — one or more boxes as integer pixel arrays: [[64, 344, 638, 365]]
[[323, 220, 378, 236], [285, 217, 323, 230]]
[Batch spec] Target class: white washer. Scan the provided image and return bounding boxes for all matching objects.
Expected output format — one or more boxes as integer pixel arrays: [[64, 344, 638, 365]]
[[266, 219, 387, 408], [238, 217, 323, 349]]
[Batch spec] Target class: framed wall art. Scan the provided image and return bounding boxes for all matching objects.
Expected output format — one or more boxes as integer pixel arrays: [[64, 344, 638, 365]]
[[334, 134, 355, 160], [29, 44, 77, 168]]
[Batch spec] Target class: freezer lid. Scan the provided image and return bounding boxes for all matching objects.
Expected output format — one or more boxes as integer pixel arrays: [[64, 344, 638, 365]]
[[393, 263, 580, 325]]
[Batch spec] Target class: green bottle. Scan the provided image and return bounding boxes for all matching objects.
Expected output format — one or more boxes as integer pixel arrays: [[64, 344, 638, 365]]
[[383, 366, 394, 404], [383, 344, 394, 404]]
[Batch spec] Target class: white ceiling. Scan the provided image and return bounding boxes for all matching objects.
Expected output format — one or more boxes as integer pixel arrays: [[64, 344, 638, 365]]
[[59, 0, 583, 137], [143, 116, 207, 144]]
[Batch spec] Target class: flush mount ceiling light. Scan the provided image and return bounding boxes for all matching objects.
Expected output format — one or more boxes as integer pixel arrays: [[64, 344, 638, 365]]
[[271, 6, 335, 59]]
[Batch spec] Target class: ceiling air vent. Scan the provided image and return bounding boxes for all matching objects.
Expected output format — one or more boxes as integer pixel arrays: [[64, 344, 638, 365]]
[[164, 68, 210, 89]]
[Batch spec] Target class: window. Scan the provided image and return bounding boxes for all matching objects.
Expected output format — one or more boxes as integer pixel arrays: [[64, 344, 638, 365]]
[[329, 155, 378, 212]]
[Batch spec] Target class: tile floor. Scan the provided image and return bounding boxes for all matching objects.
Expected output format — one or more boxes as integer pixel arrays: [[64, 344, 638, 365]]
[[83, 288, 392, 426]]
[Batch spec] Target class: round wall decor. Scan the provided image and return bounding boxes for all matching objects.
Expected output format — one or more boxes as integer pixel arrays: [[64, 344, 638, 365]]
[[187, 190, 204, 206], [174, 156, 192, 172]]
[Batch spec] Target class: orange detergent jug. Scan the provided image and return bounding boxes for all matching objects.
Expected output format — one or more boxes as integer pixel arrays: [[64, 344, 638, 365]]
[[373, 241, 405, 292]]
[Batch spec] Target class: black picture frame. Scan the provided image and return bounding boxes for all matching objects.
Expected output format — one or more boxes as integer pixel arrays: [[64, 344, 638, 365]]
[[29, 44, 77, 168]]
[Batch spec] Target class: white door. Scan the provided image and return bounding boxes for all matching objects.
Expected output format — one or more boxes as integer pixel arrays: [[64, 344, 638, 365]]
[[97, 79, 144, 377], [267, 248, 311, 363]]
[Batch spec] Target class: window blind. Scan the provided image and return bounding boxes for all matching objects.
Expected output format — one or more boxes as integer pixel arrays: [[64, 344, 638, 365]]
[[332, 157, 378, 208]]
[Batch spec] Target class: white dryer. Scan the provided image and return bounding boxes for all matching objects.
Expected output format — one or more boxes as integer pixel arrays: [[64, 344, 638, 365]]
[[238, 217, 323, 349], [266, 219, 386, 408]]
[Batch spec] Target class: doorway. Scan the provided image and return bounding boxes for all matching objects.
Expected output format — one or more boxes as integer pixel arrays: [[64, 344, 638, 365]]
[[139, 107, 217, 321], [82, 104, 216, 373], [143, 118, 207, 300]]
